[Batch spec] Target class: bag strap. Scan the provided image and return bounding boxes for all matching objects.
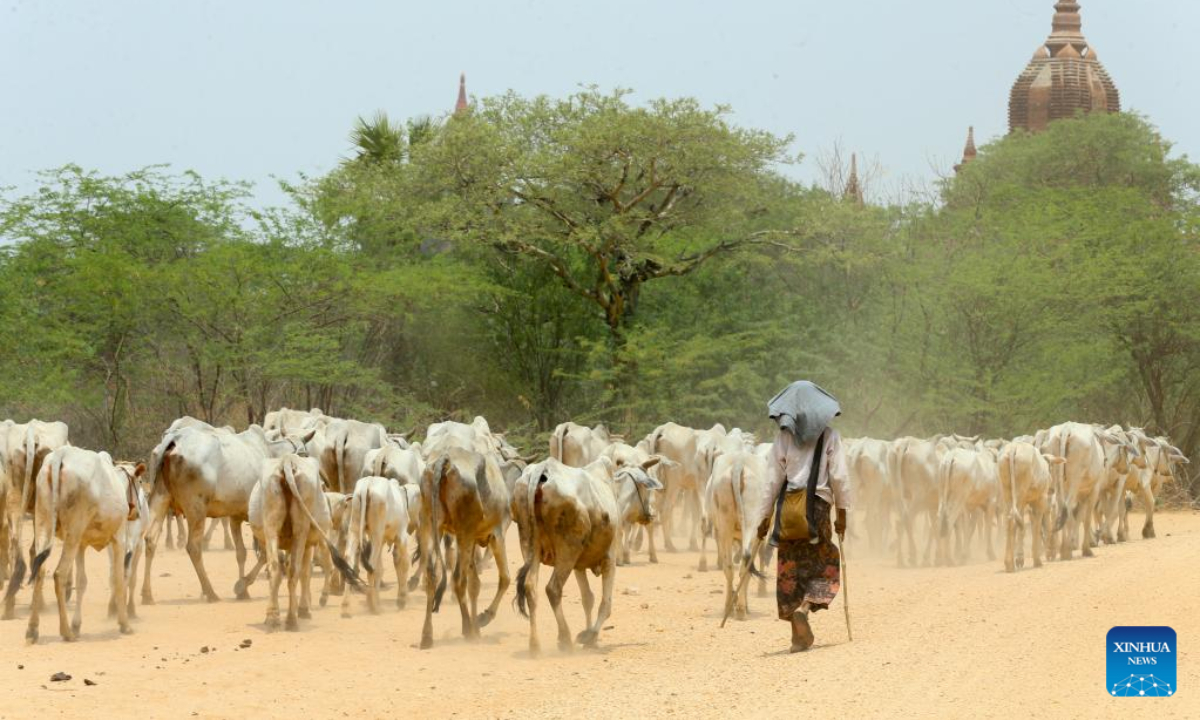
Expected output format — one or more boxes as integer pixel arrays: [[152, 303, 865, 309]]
[[769, 428, 828, 545]]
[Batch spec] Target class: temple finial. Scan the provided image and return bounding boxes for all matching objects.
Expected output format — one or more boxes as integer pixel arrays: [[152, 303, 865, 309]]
[[455, 73, 469, 114], [844, 153, 864, 205], [955, 127, 978, 174]]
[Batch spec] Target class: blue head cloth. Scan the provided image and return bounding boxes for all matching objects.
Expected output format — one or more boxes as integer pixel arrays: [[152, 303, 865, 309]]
[[767, 381, 841, 444]]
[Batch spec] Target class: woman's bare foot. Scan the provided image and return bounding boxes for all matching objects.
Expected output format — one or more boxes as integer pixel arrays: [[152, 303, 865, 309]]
[[790, 610, 814, 652]]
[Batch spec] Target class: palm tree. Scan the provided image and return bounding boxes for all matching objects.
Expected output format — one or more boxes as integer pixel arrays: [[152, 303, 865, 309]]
[[348, 111, 405, 165]]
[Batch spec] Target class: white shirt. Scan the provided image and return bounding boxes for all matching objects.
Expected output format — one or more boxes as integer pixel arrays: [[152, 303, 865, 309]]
[[755, 427, 852, 527]]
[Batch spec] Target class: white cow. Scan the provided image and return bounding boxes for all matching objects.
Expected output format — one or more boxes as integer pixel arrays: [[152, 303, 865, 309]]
[[20, 447, 139, 643], [512, 457, 636, 654], [1036, 422, 1109, 560], [704, 448, 770, 620], [602, 442, 664, 565], [643, 422, 705, 553], [342, 476, 421, 616], [418, 447, 512, 649], [550, 422, 619, 467], [248, 454, 360, 631], [1126, 429, 1188, 540], [846, 438, 895, 552], [998, 441, 1063, 572], [2, 419, 70, 619], [320, 419, 388, 494], [888, 436, 942, 567], [142, 421, 301, 604], [263, 407, 331, 436], [935, 447, 999, 566]]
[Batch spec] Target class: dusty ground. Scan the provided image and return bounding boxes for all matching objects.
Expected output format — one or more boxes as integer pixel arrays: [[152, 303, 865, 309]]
[[1, 511, 1197, 719]]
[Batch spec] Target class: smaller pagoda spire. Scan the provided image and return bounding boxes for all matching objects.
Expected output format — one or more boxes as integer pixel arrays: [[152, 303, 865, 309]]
[[454, 73, 469, 114], [844, 153, 864, 206], [1046, 1, 1087, 55], [954, 126, 977, 174]]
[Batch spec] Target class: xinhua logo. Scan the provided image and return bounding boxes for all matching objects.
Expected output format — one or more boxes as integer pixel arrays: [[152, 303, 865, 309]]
[[1107, 626, 1176, 697]]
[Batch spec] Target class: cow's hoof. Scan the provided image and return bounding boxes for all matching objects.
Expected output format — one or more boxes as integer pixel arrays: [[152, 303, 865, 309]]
[[476, 610, 495, 628], [396, 597, 407, 610], [120, 624, 134, 635], [528, 643, 541, 658], [319, 594, 328, 608], [1082, 547, 1094, 558], [141, 593, 155, 606], [285, 617, 299, 632], [698, 559, 708, 572], [557, 638, 574, 652], [420, 636, 433, 650], [107, 603, 117, 618], [25, 627, 37, 644], [265, 616, 281, 631], [1143, 527, 1156, 539], [735, 608, 747, 621], [71, 620, 81, 636], [649, 556, 658, 564], [233, 579, 248, 597], [204, 594, 221, 604], [62, 631, 77, 643], [298, 607, 311, 620], [1033, 560, 1043, 568], [1004, 563, 1015, 573], [576, 630, 598, 647]]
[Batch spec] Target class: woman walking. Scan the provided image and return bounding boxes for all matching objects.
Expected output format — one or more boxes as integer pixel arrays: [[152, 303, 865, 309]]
[[755, 381, 852, 653]]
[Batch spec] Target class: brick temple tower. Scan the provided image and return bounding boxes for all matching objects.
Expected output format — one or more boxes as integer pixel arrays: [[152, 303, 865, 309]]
[[1008, 1, 1120, 133], [455, 73, 469, 114]]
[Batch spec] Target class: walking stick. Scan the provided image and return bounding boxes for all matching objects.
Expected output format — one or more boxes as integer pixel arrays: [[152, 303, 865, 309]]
[[838, 530, 853, 641]]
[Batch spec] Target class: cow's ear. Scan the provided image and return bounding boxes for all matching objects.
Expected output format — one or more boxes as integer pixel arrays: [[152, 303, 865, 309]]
[[135, 462, 147, 478], [1042, 454, 1067, 466], [641, 456, 662, 471]]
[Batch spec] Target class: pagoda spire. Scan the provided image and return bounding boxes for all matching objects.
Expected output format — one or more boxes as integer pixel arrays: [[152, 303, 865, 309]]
[[954, 126, 977, 174], [844, 153, 864, 206], [455, 73, 469, 114]]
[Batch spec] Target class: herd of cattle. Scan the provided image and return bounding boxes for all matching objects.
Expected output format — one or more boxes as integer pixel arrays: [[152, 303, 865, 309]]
[[0, 413, 1187, 654]]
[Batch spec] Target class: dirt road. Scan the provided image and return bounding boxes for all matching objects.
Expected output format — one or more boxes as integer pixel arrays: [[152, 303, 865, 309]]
[[1, 512, 1197, 719]]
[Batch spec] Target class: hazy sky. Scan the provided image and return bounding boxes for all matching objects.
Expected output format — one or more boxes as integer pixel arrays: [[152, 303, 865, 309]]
[[2, 0, 1196, 208]]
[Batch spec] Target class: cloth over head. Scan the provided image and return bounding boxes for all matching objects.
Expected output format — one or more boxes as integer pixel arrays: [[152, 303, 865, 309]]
[[767, 380, 841, 444]]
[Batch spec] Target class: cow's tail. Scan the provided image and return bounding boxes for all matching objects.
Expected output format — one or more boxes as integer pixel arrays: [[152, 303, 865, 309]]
[[372, 449, 385, 478], [422, 457, 448, 612], [336, 432, 348, 494], [28, 450, 62, 585], [282, 456, 363, 591], [1054, 433, 1070, 531], [729, 458, 763, 579], [937, 456, 954, 537], [359, 487, 373, 574], [1007, 449, 1022, 529], [514, 465, 542, 619], [549, 425, 567, 462]]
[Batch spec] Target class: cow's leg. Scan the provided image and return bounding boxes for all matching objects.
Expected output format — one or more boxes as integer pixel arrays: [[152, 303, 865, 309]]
[[452, 534, 476, 640], [222, 517, 234, 551], [646, 521, 659, 564], [617, 526, 629, 566], [25, 542, 47, 644], [264, 529, 282, 630], [719, 523, 736, 621], [686, 489, 701, 552], [183, 510, 220, 602], [1080, 491, 1098, 558], [660, 481, 680, 552], [545, 556, 575, 651], [203, 517, 218, 551], [231, 517, 251, 600], [1117, 489, 1130, 542], [419, 530, 438, 649], [756, 543, 772, 597], [1004, 507, 1018, 573], [108, 545, 120, 618], [477, 531, 510, 629], [368, 523, 386, 614], [53, 538, 79, 641], [466, 547, 481, 623], [573, 569, 595, 629], [141, 492, 171, 605], [298, 543, 314, 621], [70, 547, 88, 638], [111, 536, 131, 635], [1030, 503, 1045, 568], [523, 558, 543, 655], [577, 556, 614, 648], [126, 539, 142, 619], [393, 540, 409, 609], [0, 510, 9, 586], [285, 536, 305, 631], [698, 513, 710, 572], [1140, 484, 1156, 539], [236, 538, 268, 599]]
